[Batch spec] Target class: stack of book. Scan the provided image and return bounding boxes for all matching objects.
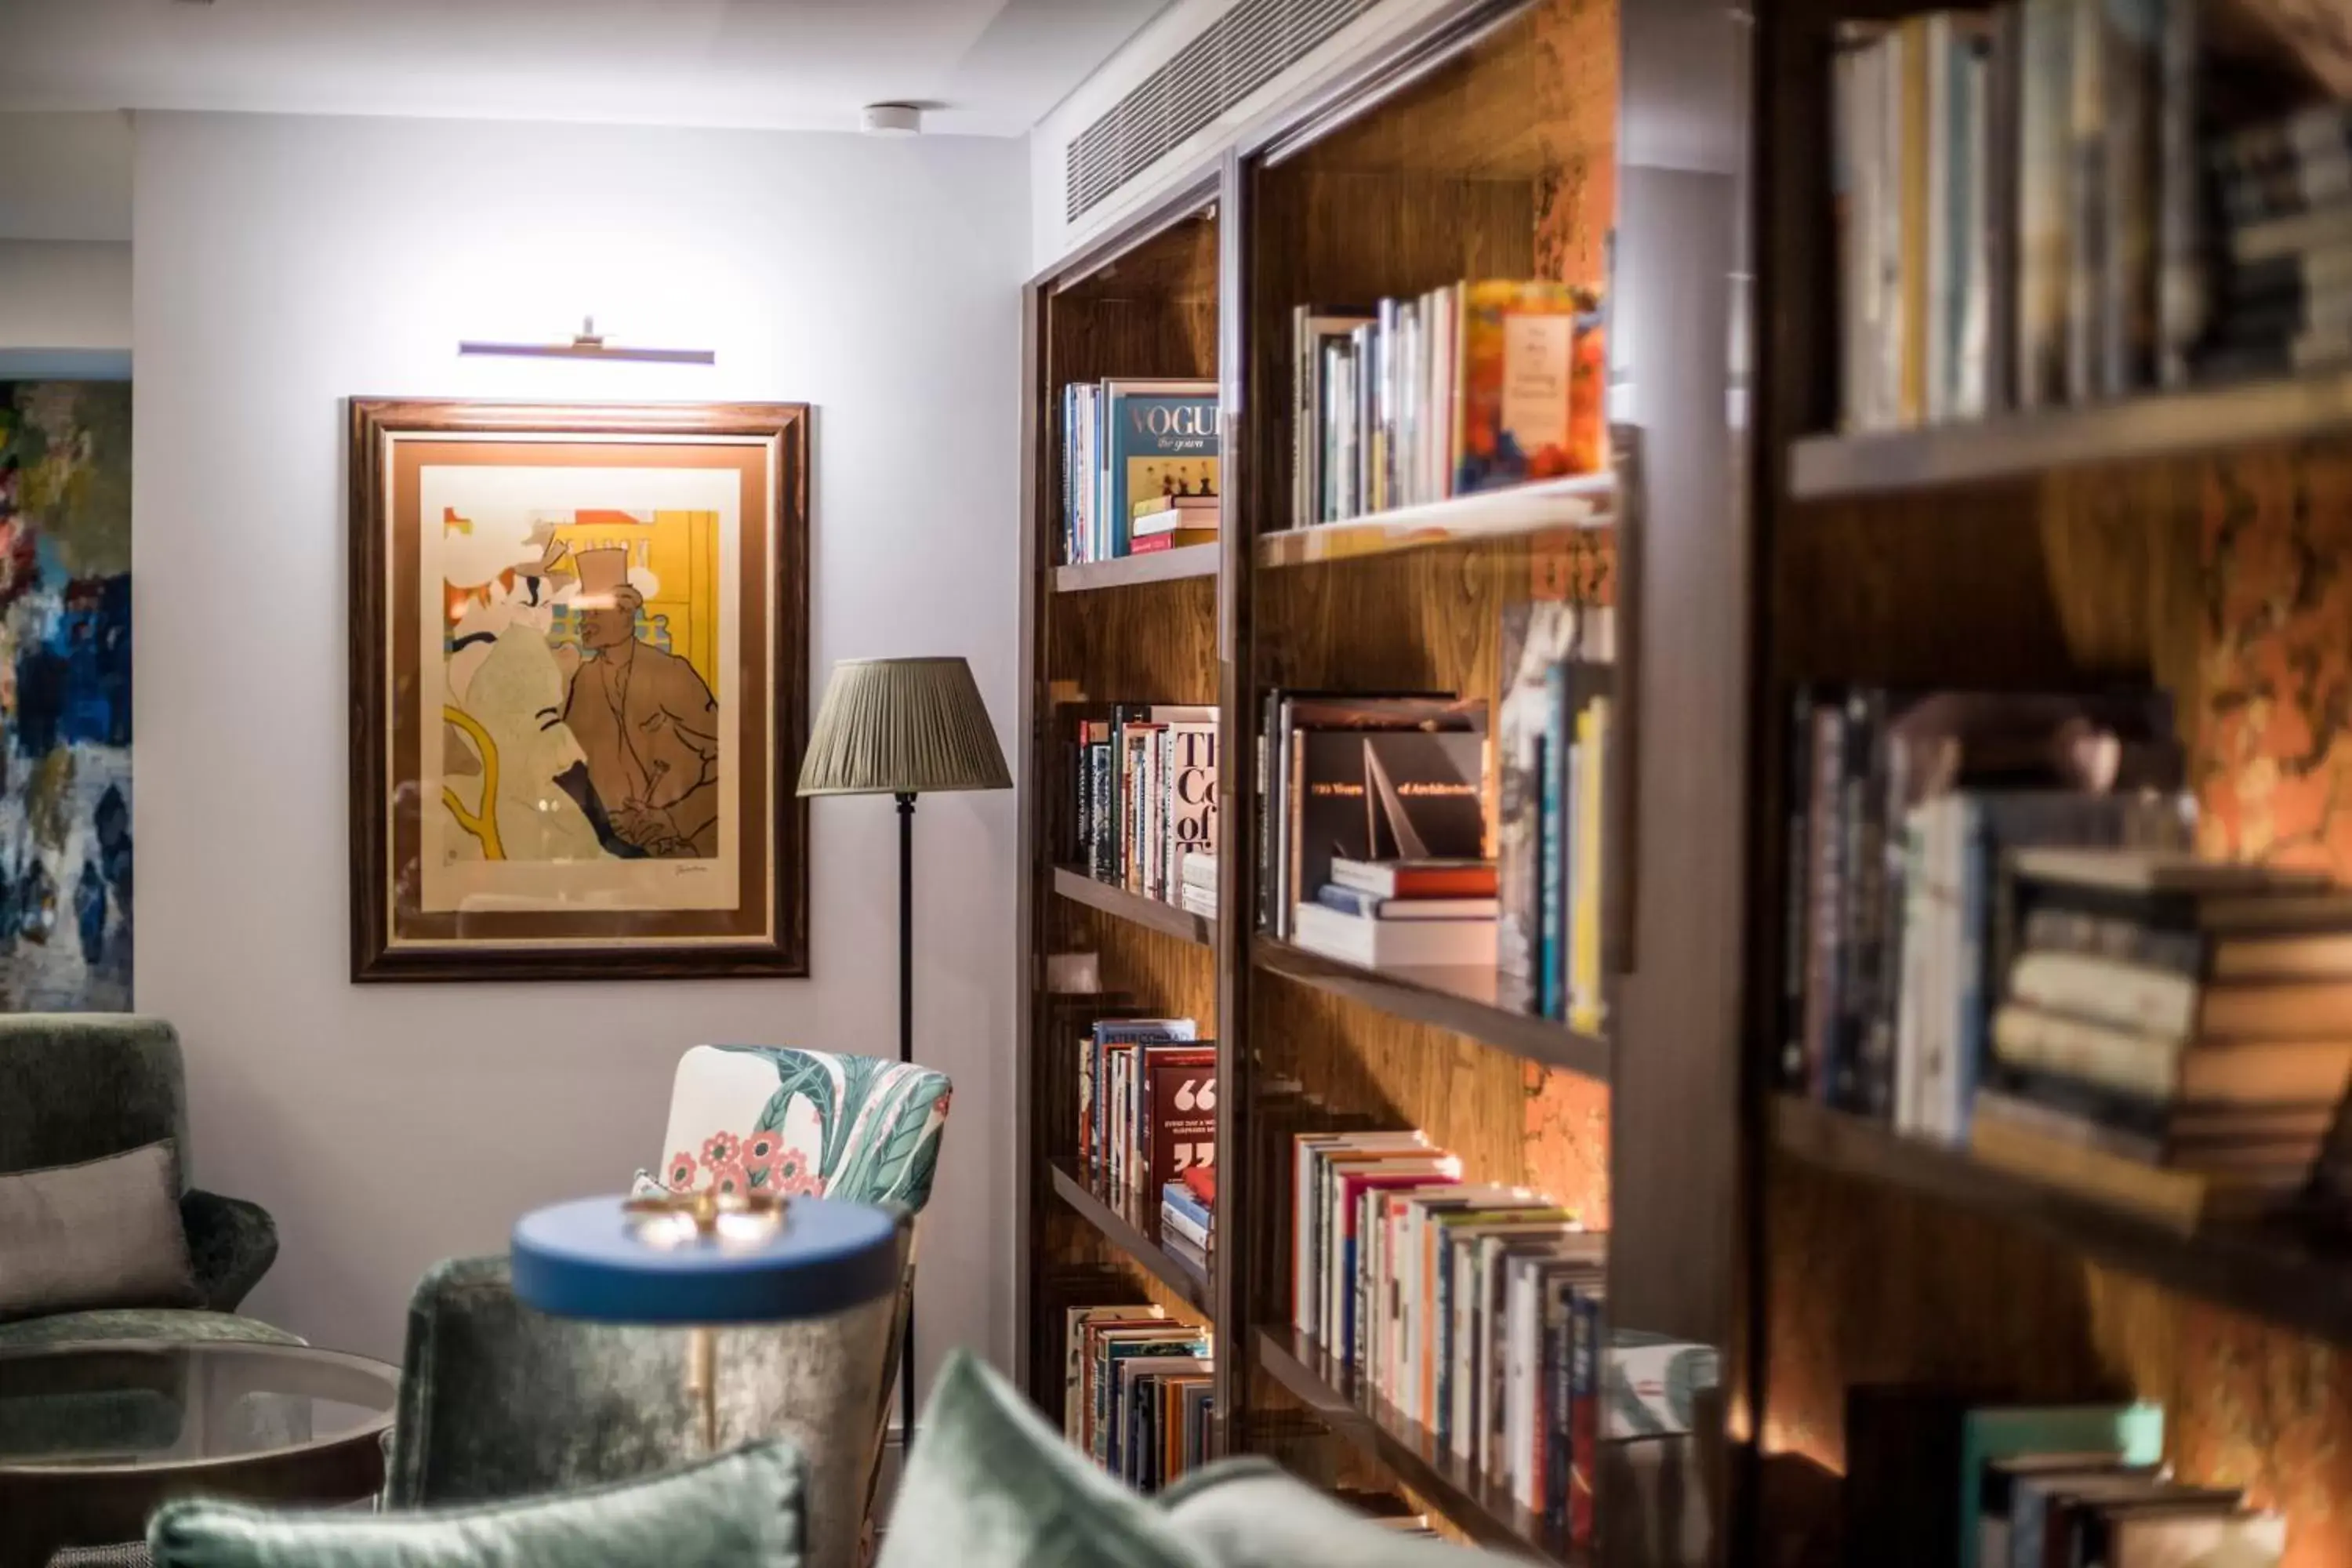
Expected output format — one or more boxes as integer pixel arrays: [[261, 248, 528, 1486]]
[[2202, 101, 2352, 383], [1062, 1304, 1212, 1490], [1067, 705, 1217, 908], [1290, 857, 1500, 971], [1291, 1129, 1606, 1541], [1129, 491, 1218, 554], [1497, 590, 1617, 1027], [1828, 0, 2205, 428], [1257, 691, 1489, 946], [1779, 685, 2187, 1129], [1290, 281, 1607, 528], [1078, 1017, 1217, 1201], [1967, 847, 2352, 1229], [1846, 1388, 2284, 1566], [1160, 1164, 1214, 1276], [1060, 378, 1219, 566], [1178, 850, 1216, 920]]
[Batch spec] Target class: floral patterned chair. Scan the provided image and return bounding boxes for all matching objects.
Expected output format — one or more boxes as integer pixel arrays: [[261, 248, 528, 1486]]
[[387, 1045, 950, 1568]]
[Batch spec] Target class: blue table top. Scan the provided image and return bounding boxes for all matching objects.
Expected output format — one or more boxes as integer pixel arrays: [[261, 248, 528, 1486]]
[[510, 1195, 900, 1325]]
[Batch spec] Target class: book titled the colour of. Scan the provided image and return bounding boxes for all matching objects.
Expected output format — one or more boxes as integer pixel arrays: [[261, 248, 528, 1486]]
[[1102, 379, 1218, 558]]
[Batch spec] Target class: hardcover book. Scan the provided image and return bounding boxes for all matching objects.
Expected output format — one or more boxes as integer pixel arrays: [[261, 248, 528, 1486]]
[[1142, 1047, 1218, 1199], [1101, 379, 1219, 559], [1455, 281, 1606, 492], [1290, 729, 1488, 931]]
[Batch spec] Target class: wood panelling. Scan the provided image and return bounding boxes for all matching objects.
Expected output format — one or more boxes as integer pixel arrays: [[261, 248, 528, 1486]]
[[1047, 575, 1219, 707]]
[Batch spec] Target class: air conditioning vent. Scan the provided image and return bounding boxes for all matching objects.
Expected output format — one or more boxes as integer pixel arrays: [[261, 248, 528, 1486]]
[[1065, 0, 1375, 223]]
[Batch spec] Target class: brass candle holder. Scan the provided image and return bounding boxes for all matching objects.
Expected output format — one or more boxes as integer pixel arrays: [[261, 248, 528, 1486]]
[[621, 1190, 789, 1450]]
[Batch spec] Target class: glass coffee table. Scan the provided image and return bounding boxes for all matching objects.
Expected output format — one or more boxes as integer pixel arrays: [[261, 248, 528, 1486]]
[[0, 1339, 398, 1568]]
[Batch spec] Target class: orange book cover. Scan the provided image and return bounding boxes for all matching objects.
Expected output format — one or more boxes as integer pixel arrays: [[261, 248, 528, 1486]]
[[1455, 280, 1606, 492]]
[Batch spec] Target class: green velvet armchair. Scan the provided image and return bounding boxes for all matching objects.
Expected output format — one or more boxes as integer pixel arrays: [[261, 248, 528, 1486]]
[[0, 1014, 289, 1351], [385, 1045, 951, 1568]]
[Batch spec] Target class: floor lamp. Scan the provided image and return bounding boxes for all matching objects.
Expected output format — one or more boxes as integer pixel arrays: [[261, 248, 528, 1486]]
[[796, 655, 1010, 1447]]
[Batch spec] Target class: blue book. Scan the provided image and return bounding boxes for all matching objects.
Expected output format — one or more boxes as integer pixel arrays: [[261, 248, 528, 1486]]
[[1540, 666, 1567, 1019], [1101, 379, 1218, 557], [1161, 1181, 1210, 1232]]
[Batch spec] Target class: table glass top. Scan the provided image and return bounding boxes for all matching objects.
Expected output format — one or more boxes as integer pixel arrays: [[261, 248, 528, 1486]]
[[0, 1340, 397, 1472]]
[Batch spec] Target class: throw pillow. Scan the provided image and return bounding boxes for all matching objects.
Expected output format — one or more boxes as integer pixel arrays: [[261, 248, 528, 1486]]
[[0, 1141, 199, 1323], [877, 1349, 1206, 1568], [150, 1436, 806, 1568], [1161, 1457, 1500, 1566]]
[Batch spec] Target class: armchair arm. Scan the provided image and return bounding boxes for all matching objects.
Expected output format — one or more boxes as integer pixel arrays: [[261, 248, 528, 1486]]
[[180, 1189, 280, 1311]]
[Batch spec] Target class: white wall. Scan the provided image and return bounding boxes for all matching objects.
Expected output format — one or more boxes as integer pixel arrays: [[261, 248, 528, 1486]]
[[0, 240, 132, 355], [133, 111, 1028, 1386]]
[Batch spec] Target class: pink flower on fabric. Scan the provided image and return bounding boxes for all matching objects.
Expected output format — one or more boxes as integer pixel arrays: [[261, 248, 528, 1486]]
[[701, 1131, 741, 1169], [745, 1130, 783, 1167], [768, 1145, 822, 1197], [708, 1160, 751, 1196], [935, 1091, 953, 1120], [666, 1152, 699, 1191]]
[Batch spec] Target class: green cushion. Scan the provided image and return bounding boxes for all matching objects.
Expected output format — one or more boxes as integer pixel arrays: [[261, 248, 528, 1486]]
[[877, 1350, 1205, 1568], [148, 1436, 806, 1568], [0, 1308, 298, 1351], [1160, 1458, 1498, 1566]]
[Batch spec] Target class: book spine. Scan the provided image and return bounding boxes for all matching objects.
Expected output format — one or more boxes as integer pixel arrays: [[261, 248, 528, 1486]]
[[2100, 0, 2162, 397], [1953, 797, 1991, 1138], [1900, 16, 1932, 426], [1984, 5, 2023, 412], [1802, 701, 1847, 1100], [1849, 690, 1893, 1118], [1540, 671, 1567, 1020], [1833, 28, 1866, 430], [2156, 0, 2203, 387], [2016, 0, 2073, 408], [1782, 689, 1815, 1091], [1831, 693, 1873, 1111], [1925, 13, 1956, 425], [1570, 699, 1607, 1035], [2065, 0, 2107, 404], [2017, 904, 2204, 975], [1568, 1287, 1600, 1548], [1895, 806, 1930, 1134]]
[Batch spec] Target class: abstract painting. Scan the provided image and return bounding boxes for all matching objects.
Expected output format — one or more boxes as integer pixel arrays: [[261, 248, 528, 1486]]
[[350, 401, 808, 981], [0, 381, 132, 1011]]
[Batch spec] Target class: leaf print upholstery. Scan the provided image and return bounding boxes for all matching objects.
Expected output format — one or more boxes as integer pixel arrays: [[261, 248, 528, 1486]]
[[654, 1045, 953, 1214]]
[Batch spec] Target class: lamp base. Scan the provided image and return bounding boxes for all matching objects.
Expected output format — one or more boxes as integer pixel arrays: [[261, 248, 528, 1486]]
[[688, 1326, 718, 1452]]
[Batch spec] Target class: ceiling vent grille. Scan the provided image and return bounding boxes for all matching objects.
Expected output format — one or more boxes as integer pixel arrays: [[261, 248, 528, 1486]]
[[1065, 0, 1375, 223]]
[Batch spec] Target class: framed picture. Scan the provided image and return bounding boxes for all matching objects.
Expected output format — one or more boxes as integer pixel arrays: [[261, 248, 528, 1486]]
[[349, 399, 808, 981]]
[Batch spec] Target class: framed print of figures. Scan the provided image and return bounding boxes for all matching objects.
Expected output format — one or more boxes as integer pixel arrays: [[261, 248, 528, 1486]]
[[349, 400, 808, 981]]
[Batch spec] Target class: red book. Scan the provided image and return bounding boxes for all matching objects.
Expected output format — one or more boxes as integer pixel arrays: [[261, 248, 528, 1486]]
[[1181, 1164, 1216, 1206], [1127, 534, 1175, 554], [1333, 858, 1499, 898]]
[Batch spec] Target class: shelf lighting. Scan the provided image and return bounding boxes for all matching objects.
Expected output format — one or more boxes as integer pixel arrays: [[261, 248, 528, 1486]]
[[458, 317, 714, 366]]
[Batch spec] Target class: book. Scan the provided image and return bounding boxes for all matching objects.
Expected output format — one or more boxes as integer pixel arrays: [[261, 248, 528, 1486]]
[[1972, 1082, 2331, 1167], [2017, 0, 2077, 408], [2011, 846, 2334, 897], [1330, 858, 1499, 898], [1314, 884, 1499, 920], [1290, 902, 1499, 968], [2009, 948, 2352, 1040], [1990, 1000, 2352, 1103], [1455, 281, 1606, 492], [2098, 0, 2164, 397], [1978, 1454, 2140, 1568], [1100, 379, 1218, 560], [1984, 1060, 2339, 1146], [1142, 1046, 1218, 1199], [1289, 728, 1487, 933], [1127, 529, 1218, 553], [2018, 899, 2352, 982]]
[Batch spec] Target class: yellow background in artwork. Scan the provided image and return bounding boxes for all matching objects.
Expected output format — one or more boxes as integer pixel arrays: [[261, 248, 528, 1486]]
[[546, 510, 721, 695]]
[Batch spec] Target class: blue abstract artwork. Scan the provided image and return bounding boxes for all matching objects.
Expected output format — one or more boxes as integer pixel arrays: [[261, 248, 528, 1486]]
[[0, 381, 132, 1010]]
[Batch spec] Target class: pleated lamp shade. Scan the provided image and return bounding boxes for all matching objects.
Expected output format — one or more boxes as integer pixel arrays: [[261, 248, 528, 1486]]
[[797, 656, 1011, 797]]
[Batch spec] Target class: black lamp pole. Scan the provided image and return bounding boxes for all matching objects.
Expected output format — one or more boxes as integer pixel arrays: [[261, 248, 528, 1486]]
[[895, 790, 917, 1449]]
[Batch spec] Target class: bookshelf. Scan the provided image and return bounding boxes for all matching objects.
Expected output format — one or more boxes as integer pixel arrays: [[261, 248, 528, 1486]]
[[1747, 0, 2352, 1553], [1017, 0, 1750, 1556]]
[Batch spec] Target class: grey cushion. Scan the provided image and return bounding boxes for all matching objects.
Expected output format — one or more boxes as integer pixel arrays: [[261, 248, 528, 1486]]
[[876, 1348, 1205, 1568], [148, 1436, 808, 1568], [0, 1142, 199, 1323], [0, 1307, 298, 1351], [1160, 1457, 1500, 1566], [0, 1015, 187, 1184]]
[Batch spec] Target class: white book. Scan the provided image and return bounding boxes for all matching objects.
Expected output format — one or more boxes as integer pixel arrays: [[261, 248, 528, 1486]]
[[1291, 902, 1499, 969], [1160, 1202, 1209, 1248]]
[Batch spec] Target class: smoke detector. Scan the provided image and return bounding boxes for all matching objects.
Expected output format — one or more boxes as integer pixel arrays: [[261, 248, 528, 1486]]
[[861, 103, 922, 136]]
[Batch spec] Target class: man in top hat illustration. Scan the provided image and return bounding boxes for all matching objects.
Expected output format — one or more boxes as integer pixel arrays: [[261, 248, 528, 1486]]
[[561, 545, 720, 858]]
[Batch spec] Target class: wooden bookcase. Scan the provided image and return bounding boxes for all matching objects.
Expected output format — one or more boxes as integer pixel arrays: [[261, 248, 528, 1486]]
[[1015, 0, 1751, 1561], [1745, 1, 2352, 1562]]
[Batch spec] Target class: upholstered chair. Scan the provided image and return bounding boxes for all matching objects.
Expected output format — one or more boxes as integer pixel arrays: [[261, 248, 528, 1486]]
[[0, 1014, 288, 1351], [386, 1046, 951, 1568]]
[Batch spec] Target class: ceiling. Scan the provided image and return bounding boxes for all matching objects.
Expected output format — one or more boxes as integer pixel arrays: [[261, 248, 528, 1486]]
[[0, 0, 1167, 139]]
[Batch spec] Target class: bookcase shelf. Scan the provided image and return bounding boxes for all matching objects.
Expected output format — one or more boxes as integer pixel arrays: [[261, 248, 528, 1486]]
[[1048, 1157, 1214, 1317], [1772, 1097, 2352, 1351], [1254, 935, 1610, 1079], [1052, 543, 1221, 593], [1051, 866, 1215, 947], [1254, 1327, 1587, 1565], [1254, 474, 1615, 568], [1785, 368, 2352, 500]]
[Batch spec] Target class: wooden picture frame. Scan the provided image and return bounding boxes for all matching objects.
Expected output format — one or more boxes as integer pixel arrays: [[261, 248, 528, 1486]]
[[348, 398, 809, 982]]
